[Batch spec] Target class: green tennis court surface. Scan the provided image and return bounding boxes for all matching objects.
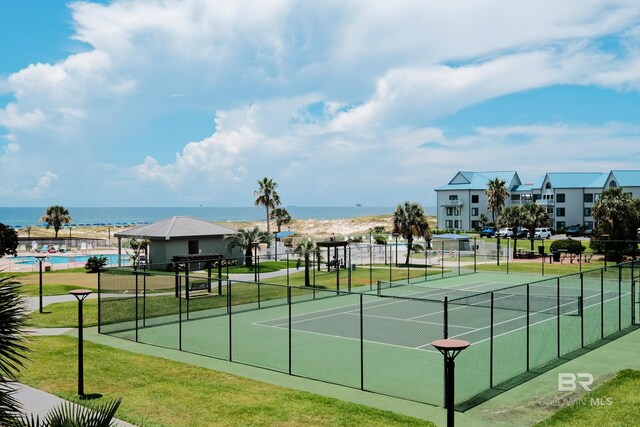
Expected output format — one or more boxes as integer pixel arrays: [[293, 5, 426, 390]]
[[99, 262, 640, 409]]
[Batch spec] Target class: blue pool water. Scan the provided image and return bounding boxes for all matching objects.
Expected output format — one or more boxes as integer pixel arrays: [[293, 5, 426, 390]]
[[14, 254, 129, 265]]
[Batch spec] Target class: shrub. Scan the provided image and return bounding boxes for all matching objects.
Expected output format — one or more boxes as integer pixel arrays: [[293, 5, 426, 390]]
[[372, 226, 385, 233], [550, 239, 586, 254], [410, 244, 424, 253], [85, 256, 108, 273]]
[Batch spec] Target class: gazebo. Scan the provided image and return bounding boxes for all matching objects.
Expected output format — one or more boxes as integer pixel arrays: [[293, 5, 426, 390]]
[[114, 216, 240, 267], [316, 241, 349, 271]]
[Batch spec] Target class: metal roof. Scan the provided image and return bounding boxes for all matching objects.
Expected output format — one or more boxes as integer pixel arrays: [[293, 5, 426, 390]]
[[114, 216, 238, 240], [543, 172, 605, 189], [610, 170, 640, 187], [436, 171, 519, 190]]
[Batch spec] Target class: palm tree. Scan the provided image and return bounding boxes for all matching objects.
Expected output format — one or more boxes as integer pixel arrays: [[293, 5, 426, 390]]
[[522, 203, 551, 251], [270, 208, 292, 233], [14, 398, 122, 427], [485, 178, 509, 224], [225, 227, 272, 267], [254, 178, 281, 234], [479, 213, 489, 227], [0, 277, 28, 425], [497, 205, 526, 258], [40, 206, 72, 238], [293, 239, 318, 287], [591, 187, 640, 262], [392, 202, 430, 265]]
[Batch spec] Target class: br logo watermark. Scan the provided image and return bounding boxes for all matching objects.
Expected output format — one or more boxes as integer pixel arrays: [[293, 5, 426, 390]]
[[558, 373, 594, 392]]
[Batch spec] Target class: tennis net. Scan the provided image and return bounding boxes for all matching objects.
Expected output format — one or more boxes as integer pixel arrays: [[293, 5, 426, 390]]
[[377, 280, 582, 316]]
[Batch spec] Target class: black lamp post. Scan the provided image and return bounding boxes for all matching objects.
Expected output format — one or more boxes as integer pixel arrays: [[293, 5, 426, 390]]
[[34, 254, 47, 313], [70, 289, 92, 397], [431, 338, 470, 427]]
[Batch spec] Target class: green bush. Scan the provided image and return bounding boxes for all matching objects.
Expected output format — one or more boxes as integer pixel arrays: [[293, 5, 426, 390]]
[[410, 244, 424, 253], [84, 256, 108, 273], [550, 239, 586, 254]]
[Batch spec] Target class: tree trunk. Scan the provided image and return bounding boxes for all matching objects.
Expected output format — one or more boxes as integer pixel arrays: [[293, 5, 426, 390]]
[[304, 256, 310, 286], [405, 237, 412, 265], [265, 206, 270, 234], [245, 247, 253, 267], [530, 237, 534, 251], [54, 227, 60, 238]]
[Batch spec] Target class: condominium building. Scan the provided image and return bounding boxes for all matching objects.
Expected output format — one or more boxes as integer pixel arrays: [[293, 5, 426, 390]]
[[435, 170, 640, 231]]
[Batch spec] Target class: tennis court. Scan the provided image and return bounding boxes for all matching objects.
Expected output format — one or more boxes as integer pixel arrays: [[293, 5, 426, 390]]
[[99, 262, 639, 408]]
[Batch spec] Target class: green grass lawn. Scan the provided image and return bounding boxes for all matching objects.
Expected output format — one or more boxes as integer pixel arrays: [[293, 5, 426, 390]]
[[19, 283, 92, 297], [536, 369, 640, 426], [18, 336, 434, 427], [28, 299, 99, 328]]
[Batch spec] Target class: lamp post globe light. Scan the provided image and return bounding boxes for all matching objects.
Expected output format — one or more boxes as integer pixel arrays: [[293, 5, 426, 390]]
[[34, 254, 48, 313], [70, 289, 92, 397], [431, 338, 470, 427]]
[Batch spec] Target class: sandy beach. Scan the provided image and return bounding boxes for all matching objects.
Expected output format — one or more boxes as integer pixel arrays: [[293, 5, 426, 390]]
[[17, 214, 436, 241]]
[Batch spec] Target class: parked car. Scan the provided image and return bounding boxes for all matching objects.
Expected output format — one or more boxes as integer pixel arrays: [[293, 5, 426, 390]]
[[497, 227, 514, 238], [565, 225, 585, 237], [479, 227, 496, 238], [534, 227, 552, 239], [515, 227, 528, 238]]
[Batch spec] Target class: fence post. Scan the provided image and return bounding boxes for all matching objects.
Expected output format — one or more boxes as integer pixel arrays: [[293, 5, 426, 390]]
[[506, 238, 510, 274], [473, 237, 477, 273], [97, 270, 101, 334], [135, 267, 139, 342], [288, 286, 292, 375], [228, 279, 232, 361], [441, 241, 445, 279], [143, 263, 147, 327], [580, 273, 584, 348], [490, 292, 494, 388], [360, 293, 364, 391], [557, 277, 561, 358], [526, 284, 530, 371], [619, 266, 622, 331], [178, 286, 182, 351], [601, 268, 604, 340]]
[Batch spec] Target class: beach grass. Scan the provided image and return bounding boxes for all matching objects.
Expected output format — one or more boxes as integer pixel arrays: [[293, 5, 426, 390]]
[[18, 336, 434, 427], [536, 369, 640, 427]]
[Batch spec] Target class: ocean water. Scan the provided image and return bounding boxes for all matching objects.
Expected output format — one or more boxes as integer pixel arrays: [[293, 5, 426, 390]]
[[0, 206, 406, 228]]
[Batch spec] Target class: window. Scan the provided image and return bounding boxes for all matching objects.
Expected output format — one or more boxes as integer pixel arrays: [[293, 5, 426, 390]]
[[556, 221, 566, 230], [547, 207, 554, 215], [584, 208, 591, 217], [471, 220, 480, 229], [556, 208, 565, 217], [454, 220, 461, 228], [556, 193, 565, 203], [610, 181, 617, 188], [471, 208, 479, 216], [449, 195, 458, 200], [445, 220, 453, 228], [511, 194, 520, 201], [627, 192, 633, 198], [188, 240, 199, 255], [545, 182, 552, 190], [446, 207, 460, 216], [594, 193, 601, 201], [471, 195, 479, 203], [585, 221, 594, 229], [584, 193, 593, 203], [533, 194, 541, 201]]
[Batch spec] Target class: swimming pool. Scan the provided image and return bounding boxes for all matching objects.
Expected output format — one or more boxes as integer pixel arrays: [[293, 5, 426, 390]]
[[13, 254, 130, 266]]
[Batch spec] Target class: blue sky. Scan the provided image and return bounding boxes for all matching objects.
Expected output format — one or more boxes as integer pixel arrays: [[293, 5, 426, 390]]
[[1, 0, 640, 208]]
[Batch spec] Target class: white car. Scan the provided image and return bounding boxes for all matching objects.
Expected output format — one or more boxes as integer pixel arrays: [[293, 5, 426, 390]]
[[497, 227, 514, 238], [534, 227, 552, 239]]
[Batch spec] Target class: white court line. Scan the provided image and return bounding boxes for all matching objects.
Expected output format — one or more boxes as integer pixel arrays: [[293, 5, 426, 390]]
[[341, 311, 477, 330], [252, 319, 441, 353], [425, 291, 630, 348]]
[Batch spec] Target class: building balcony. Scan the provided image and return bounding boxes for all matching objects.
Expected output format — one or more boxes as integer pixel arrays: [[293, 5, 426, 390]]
[[536, 200, 554, 207], [440, 200, 464, 207]]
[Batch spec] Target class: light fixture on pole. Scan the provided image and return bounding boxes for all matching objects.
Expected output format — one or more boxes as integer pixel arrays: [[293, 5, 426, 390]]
[[70, 289, 92, 397], [431, 339, 470, 427], [34, 254, 47, 313]]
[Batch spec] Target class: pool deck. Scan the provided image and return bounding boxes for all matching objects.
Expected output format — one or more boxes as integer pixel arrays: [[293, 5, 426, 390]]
[[0, 248, 127, 273]]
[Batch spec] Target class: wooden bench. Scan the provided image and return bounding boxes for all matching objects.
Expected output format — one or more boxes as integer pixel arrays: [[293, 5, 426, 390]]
[[186, 280, 211, 298]]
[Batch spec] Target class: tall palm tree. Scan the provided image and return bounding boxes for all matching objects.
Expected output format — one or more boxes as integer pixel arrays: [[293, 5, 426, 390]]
[[392, 202, 430, 265], [0, 277, 28, 425], [40, 206, 72, 238], [485, 178, 509, 224], [497, 205, 526, 258], [225, 227, 272, 267], [254, 178, 281, 234], [522, 203, 550, 251], [270, 208, 292, 233], [294, 239, 318, 287]]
